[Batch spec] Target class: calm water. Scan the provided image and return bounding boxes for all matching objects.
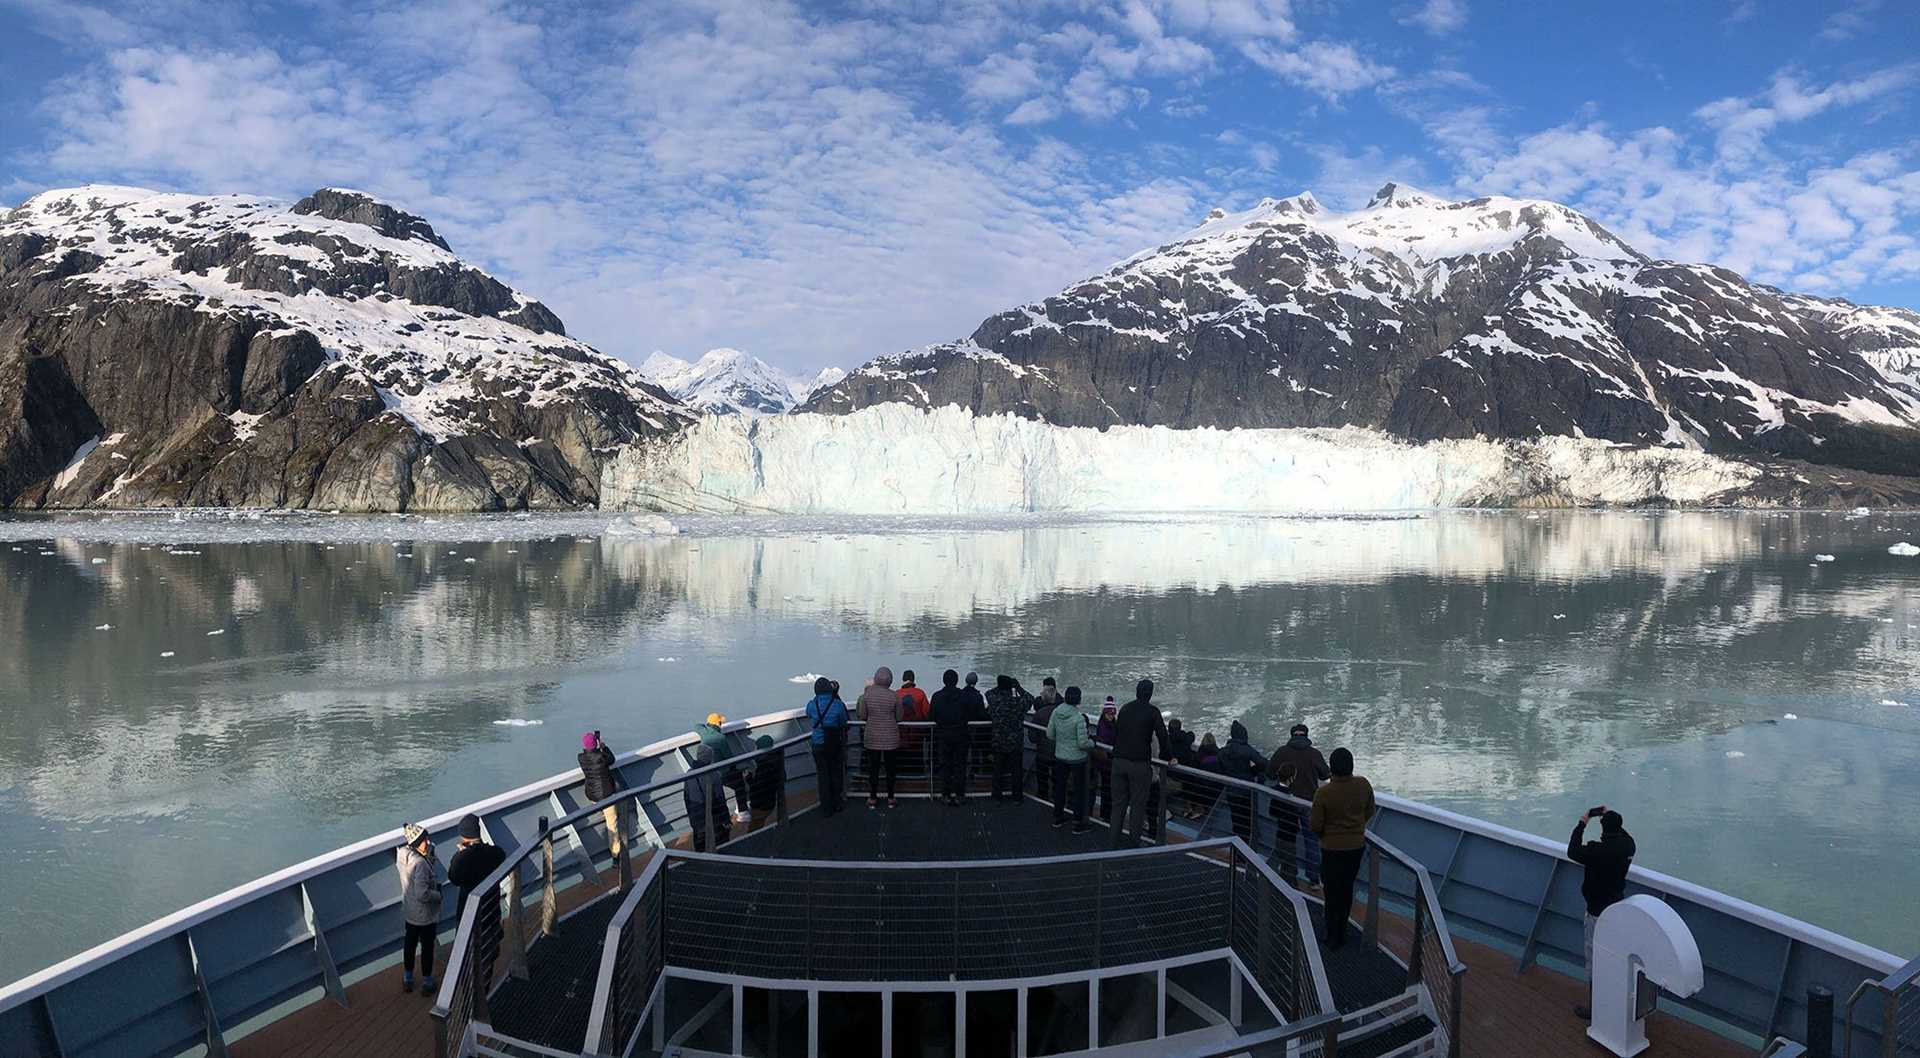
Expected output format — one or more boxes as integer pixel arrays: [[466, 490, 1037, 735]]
[[3, 509, 1919, 981]]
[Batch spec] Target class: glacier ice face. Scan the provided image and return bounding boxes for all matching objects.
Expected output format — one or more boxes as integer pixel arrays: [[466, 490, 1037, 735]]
[[599, 404, 1761, 514]]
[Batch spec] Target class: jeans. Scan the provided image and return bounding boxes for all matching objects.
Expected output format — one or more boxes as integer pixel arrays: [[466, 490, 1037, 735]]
[[1321, 846, 1365, 948], [1110, 759, 1154, 848], [1273, 804, 1321, 884], [403, 921, 436, 979], [936, 732, 969, 800], [991, 748, 1023, 800], [864, 746, 897, 801], [1584, 912, 1597, 980], [690, 801, 731, 851], [811, 739, 846, 815], [1051, 759, 1089, 826], [1096, 766, 1112, 821]]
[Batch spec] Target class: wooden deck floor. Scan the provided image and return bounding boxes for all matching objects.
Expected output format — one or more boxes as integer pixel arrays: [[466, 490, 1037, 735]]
[[231, 798, 1760, 1058]]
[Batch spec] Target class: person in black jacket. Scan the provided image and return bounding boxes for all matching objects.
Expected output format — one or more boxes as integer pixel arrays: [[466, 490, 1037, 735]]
[[578, 731, 623, 851], [1568, 807, 1636, 1021], [445, 813, 506, 1002], [1219, 720, 1268, 842], [747, 734, 786, 828], [1109, 679, 1170, 849], [930, 670, 973, 805]]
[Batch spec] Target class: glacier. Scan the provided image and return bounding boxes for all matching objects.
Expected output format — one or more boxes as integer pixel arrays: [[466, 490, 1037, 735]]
[[599, 403, 1761, 514]]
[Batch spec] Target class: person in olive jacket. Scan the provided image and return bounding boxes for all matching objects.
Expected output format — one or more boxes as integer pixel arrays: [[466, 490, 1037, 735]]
[[1309, 747, 1375, 949]]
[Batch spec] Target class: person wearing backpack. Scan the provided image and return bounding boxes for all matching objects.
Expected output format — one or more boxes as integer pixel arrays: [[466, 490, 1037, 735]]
[[396, 823, 443, 995], [805, 677, 849, 816], [1045, 687, 1094, 833]]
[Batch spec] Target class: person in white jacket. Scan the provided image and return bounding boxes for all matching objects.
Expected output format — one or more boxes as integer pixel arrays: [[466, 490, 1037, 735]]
[[1045, 687, 1095, 833], [397, 822, 443, 994]]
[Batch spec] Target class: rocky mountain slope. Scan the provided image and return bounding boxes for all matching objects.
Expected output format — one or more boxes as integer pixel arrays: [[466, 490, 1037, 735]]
[[0, 186, 692, 511], [806, 183, 1920, 480], [640, 347, 843, 416]]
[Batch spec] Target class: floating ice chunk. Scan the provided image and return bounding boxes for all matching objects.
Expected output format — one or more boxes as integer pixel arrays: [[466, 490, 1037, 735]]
[[1879, 699, 1911, 707], [657, 656, 679, 662], [1852, 506, 1872, 515], [1725, 751, 1746, 758], [1888, 542, 1920, 556], [1813, 554, 1836, 562], [94, 624, 113, 631], [39, 550, 54, 555], [492, 718, 544, 727], [1552, 613, 1568, 620], [609, 514, 680, 537], [1783, 713, 1798, 720], [463, 557, 477, 564], [89, 557, 107, 565], [160, 651, 175, 658], [788, 673, 826, 684], [206, 628, 226, 636]]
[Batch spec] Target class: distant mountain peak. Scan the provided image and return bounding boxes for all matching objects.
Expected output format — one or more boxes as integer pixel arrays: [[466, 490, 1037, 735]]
[[290, 188, 450, 251], [642, 348, 842, 416], [1364, 181, 1443, 209]]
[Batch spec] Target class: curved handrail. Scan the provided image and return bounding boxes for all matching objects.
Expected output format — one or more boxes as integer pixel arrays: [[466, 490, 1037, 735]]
[[429, 726, 816, 1019], [0, 706, 809, 1018]]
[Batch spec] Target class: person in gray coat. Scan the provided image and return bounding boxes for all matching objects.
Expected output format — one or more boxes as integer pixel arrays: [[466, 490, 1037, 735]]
[[397, 823, 443, 994]]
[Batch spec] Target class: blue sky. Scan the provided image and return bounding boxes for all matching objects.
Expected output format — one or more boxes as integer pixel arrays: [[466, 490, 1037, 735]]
[[2, 1, 1918, 375]]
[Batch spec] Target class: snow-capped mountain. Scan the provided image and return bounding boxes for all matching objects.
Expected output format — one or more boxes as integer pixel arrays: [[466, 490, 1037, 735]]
[[0, 186, 691, 510], [641, 347, 843, 416], [806, 182, 1920, 479]]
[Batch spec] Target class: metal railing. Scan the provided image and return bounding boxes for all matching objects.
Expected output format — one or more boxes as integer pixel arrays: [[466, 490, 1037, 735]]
[[1846, 956, 1920, 1058], [1023, 717, 1468, 1052], [430, 727, 816, 1057], [578, 838, 1339, 1058]]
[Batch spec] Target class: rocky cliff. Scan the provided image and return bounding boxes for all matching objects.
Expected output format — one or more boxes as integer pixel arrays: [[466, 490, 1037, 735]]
[[805, 183, 1920, 481], [0, 186, 692, 511]]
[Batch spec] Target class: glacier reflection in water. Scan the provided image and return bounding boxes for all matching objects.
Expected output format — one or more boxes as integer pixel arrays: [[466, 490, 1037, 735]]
[[1, 509, 1917, 980]]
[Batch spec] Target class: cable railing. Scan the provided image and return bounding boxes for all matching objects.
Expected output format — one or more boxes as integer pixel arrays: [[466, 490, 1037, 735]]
[[1020, 717, 1467, 1054], [1846, 955, 1920, 1058], [577, 838, 1339, 1058], [429, 726, 816, 1058]]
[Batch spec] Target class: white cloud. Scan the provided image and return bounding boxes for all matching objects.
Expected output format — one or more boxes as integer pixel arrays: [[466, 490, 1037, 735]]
[[964, 53, 1048, 103], [1240, 40, 1395, 101], [1694, 67, 1916, 163], [1401, 0, 1467, 35], [1818, 0, 1883, 41]]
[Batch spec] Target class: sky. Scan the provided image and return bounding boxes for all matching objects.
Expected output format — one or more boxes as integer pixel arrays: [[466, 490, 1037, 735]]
[[2, 1, 1918, 376]]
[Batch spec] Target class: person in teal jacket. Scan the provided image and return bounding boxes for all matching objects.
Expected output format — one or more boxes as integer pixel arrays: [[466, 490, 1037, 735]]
[[1046, 687, 1095, 833]]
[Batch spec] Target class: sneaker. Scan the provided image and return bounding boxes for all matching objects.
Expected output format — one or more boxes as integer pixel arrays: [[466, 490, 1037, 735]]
[[401, 972, 414, 993], [1052, 817, 1067, 828], [1072, 825, 1092, 835], [420, 977, 437, 994], [1574, 1005, 1591, 1022]]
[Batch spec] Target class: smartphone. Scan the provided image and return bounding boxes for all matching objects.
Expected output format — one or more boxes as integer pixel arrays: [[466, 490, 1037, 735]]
[[1589, 805, 1607, 817]]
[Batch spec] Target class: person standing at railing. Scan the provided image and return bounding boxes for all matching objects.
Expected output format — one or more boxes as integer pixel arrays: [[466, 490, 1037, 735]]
[[1046, 686, 1094, 833], [446, 814, 505, 1002], [578, 731, 624, 845], [805, 677, 850, 817], [1093, 698, 1117, 821], [1269, 724, 1330, 888], [696, 713, 750, 822], [1309, 748, 1375, 951], [686, 742, 733, 851], [860, 666, 904, 810], [1568, 806, 1636, 1022], [1031, 677, 1061, 800], [897, 669, 931, 774], [1220, 720, 1269, 843], [930, 669, 972, 805], [986, 675, 1036, 803], [747, 734, 786, 829], [1109, 679, 1171, 849], [397, 823, 443, 995]]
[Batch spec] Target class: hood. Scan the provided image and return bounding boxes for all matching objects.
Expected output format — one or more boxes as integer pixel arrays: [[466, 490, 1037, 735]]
[[1229, 720, 1249, 744], [1286, 734, 1314, 750]]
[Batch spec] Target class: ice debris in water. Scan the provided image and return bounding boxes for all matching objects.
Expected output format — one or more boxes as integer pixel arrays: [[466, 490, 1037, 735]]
[[159, 651, 175, 658], [492, 718, 544, 727], [1813, 554, 1836, 562], [1783, 713, 1798, 720], [206, 628, 225, 636], [1879, 699, 1911, 707], [1552, 613, 1568, 620], [94, 624, 112, 631], [657, 656, 679, 662], [463, 557, 477, 563], [89, 557, 107, 565], [1725, 751, 1746, 758], [1888, 542, 1920, 556], [609, 514, 680, 537], [789, 673, 826, 683]]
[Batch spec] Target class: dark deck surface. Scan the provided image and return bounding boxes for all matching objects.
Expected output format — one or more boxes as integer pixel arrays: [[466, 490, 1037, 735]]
[[725, 793, 1101, 861]]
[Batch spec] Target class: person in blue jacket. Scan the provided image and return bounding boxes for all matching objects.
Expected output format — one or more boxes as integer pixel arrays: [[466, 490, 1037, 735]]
[[805, 677, 850, 816]]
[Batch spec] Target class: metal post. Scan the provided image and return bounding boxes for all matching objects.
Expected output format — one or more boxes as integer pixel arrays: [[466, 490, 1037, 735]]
[[1156, 764, 1171, 846], [539, 817, 557, 937], [615, 800, 632, 893], [1156, 967, 1168, 1040], [1882, 985, 1897, 1058], [806, 989, 819, 1058], [1229, 960, 1244, 1027], [1090, 974, 1100, 1050], [1408, 887, 1427, 986], [956, 990, 968, 1057], [1805, 985, 1834, 1058], [776, 751, 790, 825], [733, 983, 745, 1057], [1094, 862, 1105, 967], [1362, 846, 1380, 951], [503, 867, 529, 980]]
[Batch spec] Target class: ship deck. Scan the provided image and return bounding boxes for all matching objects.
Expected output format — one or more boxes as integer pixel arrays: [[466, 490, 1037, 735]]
[[230, 796, 1757, 1058]]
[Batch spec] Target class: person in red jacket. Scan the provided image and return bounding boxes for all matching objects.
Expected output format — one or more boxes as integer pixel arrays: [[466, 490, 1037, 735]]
[[897, 669, 932, 775]]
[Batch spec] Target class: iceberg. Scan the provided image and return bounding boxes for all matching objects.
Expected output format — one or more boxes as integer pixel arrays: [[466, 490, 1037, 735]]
[[1889, 542, 1920, 556], [599, 404, 1761, 514]]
